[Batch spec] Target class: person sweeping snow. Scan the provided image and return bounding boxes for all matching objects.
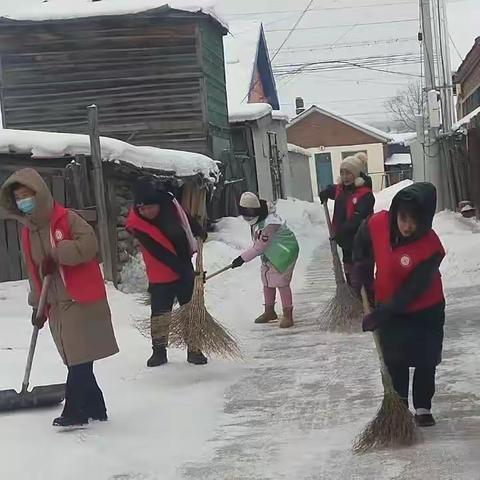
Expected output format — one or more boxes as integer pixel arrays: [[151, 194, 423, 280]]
[[231, 192, 299, 328], [354, 182, 446, 427], [0, 168, 119, 428], [126, 177, 208, 367], [319, 153, 374, 287]]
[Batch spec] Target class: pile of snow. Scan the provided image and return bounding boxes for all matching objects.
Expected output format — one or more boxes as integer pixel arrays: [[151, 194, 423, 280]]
[[435, 211, 480, 288], [0, 0, 227, 27], [276, 198, 324, 239], [374, 180, 413, 212], [229, 103, 272, 123], [117, 253, 148, 294], [0, 129, 219, 182]]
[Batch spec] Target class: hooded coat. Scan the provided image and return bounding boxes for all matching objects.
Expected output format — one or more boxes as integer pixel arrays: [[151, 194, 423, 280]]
[[353, 182, 445, 367], [0, 168, 119, 367]]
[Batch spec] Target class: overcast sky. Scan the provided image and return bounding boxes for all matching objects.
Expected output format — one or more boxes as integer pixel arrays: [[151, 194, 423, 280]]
[[214, 0, 479, 123], [1, 0, 479, 126]]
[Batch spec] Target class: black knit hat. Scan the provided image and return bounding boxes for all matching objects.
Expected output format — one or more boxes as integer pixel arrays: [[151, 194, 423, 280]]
[[134, 177, 172, 207]]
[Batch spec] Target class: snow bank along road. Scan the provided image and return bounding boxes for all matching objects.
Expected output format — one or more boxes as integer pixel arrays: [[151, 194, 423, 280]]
[[0, 197, 479, 479]]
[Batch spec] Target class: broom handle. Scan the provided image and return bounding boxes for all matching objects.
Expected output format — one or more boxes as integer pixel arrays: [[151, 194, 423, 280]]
[[205, 265, 232, 281], [323, 201, 346, 285], [360, 288, 396, 396], [21, 275, 51, 393], [195, 238, 204, 273]]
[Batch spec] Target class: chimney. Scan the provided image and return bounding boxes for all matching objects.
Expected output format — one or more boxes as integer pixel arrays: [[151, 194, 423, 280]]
[[295, 97, 305, 116]]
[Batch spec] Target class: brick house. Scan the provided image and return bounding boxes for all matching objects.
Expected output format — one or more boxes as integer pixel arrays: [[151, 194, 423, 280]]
[[454, 37, 480, 121], [286, 105, 389, 193]]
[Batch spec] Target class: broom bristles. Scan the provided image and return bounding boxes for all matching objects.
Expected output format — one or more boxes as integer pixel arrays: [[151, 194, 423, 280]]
[[353, 390, 420, 453], [319, 283, 363, 333], [168, 240, 242, 359]]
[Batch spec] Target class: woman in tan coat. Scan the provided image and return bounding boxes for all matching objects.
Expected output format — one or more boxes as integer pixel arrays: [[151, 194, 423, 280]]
[[0, 168, 119, 428]]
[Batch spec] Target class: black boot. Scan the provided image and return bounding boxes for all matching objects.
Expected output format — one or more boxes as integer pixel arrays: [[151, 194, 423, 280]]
[[187, 350, 208, 365], [53, 415, 89, 428], [415, 413, 436, 427], [147, 345, 168, 367]]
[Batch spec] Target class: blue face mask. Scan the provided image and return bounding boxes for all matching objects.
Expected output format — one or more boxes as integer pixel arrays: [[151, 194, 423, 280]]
[[16, 197, 36, 215]]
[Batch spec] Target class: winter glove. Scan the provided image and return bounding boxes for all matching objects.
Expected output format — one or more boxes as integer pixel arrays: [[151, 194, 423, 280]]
[[231, 256, 245, 269], [31, 308, 47, 330], [41, 255, 57, 276], [319, 190, 329, 203], [362, 307, 390, 332]]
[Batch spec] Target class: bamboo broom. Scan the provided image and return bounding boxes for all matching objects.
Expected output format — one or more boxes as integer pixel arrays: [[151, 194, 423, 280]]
[[319, 201, 363, 332], [353, 288, 420, 453], [168, 239, 241, 359]]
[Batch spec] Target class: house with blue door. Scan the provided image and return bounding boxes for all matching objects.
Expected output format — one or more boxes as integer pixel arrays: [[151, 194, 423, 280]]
[[286, 104, 390, 193]]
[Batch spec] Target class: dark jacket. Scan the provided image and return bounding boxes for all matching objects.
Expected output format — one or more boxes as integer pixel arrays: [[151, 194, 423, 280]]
[[129, 179, 205, 283], [323, 178, 375, 251], [353, 182, 445, 367]]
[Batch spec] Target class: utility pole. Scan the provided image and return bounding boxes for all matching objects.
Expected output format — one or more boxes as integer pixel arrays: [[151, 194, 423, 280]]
[[438, 0, 455, 129], [420, 0, 444, 210]]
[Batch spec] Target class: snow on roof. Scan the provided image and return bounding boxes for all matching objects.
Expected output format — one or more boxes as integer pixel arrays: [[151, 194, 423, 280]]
[[0, 0, 227, 28], [287, 105, 391, 143], [224, 21, 262, 112], [287, 143, 311, 157], [0, 129, 219, 182], [388, 132, 417, 145], [385, 153, 412, 166], [229, 103, 272, 123], [272, 111, 290, 122], [453, 105, 480, 130]]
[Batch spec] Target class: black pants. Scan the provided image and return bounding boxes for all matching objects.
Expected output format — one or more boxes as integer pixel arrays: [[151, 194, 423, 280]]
[[387, 364, 436, 410], [149, 276, 194, 316], [62, 362, 106, 419]]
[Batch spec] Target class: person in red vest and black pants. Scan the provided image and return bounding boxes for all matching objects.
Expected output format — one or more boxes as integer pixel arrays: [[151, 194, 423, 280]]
[[126, 177, 208, 367], [0, 168, 119, 428], [319, 153, 375, 287], [354, 182, 445, 427]]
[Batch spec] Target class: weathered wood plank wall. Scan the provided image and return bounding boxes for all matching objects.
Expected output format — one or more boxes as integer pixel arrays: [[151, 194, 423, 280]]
[[0, 9, 229, 157]]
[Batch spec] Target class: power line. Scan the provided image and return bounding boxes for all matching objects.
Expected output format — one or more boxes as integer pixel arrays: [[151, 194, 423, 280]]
[[281, 96, 392, 106], [266, 18, 418, 33], [449, 34, 464, 63], [271, 0, 315, 62], [275, 37, 417, 53], [226, 1, 417, 16]]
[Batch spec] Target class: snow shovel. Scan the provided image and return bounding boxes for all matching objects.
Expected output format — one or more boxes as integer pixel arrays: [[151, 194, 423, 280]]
[[0, 276, 66, 412]]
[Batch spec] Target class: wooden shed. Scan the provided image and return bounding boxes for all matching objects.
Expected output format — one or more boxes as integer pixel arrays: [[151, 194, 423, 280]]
[[0, 3, 230, 159], [0, 128, 218, 285]]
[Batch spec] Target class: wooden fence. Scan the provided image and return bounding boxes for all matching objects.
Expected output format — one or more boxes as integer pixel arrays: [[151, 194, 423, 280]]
[[0, 154, 95, 282]]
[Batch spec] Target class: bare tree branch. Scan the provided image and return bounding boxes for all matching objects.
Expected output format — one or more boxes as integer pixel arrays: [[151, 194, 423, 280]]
[[384, 82, 425, 132]]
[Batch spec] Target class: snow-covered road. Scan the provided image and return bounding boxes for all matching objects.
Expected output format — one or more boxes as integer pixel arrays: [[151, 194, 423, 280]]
[[1, 194, 479, 479]]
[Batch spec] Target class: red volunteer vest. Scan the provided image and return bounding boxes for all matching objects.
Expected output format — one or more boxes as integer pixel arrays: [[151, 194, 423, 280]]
[[369, 211, 445, 313], [22, 203, 107, 310], [126, 209, 180, 284], [333, 185, 371, 230]]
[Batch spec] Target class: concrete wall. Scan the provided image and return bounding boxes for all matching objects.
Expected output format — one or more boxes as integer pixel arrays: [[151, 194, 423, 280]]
[[286, 150, 314, 202], [308, 142, 385, 192], [251, 117, 289, 202]]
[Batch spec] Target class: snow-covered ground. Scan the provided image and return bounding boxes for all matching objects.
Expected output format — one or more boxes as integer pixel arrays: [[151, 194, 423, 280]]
[[1, 189, 479, 479]]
